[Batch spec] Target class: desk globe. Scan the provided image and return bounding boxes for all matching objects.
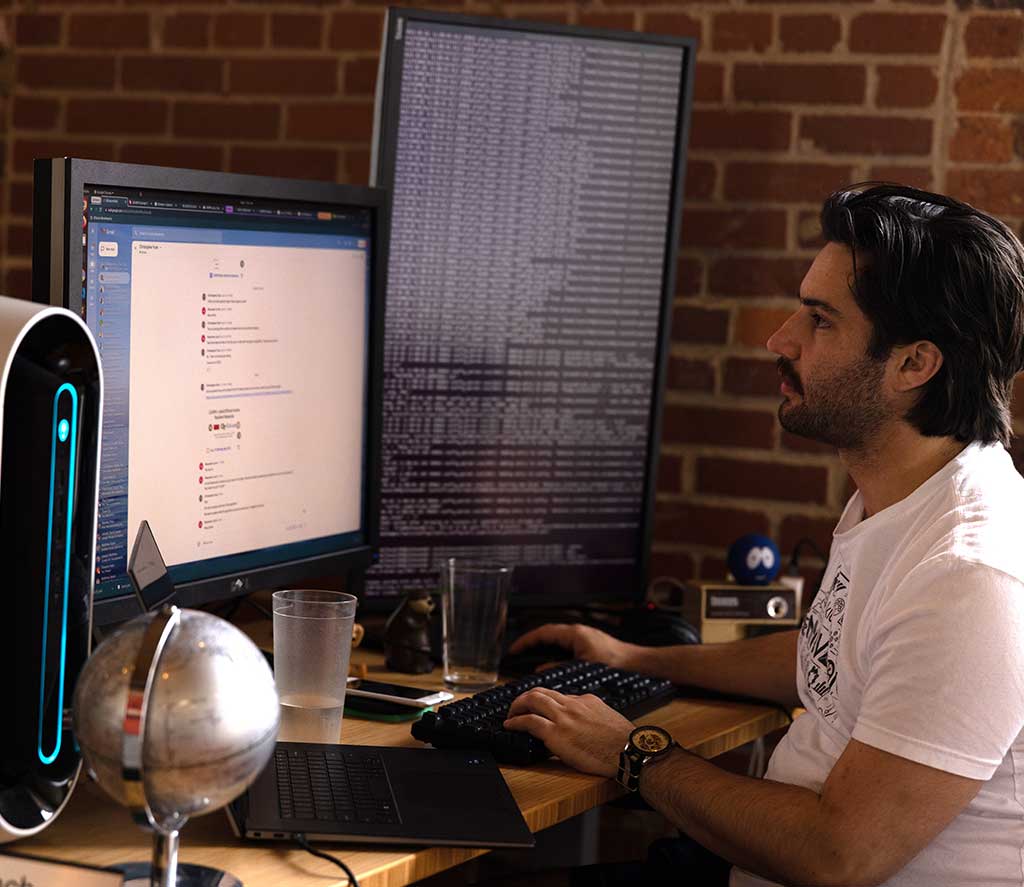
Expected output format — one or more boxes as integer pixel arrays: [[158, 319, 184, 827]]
[[73, 606, 279, 887]]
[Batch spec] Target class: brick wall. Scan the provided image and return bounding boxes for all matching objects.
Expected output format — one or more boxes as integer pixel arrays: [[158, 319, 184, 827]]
[[0, 0, 1021, 589]]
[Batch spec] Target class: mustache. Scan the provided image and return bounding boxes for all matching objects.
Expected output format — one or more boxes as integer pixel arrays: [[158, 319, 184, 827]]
[[776, 357, 804, 395]]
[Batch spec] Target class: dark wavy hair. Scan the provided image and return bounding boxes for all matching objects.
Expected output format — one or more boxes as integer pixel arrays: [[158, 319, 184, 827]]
[[821, 184, 1024, 446]]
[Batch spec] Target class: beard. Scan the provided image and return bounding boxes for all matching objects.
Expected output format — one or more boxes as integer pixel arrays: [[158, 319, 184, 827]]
[[777, 353, 890, 451]]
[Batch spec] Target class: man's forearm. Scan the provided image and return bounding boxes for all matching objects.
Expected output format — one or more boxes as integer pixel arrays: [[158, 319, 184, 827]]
[[623, 629, 801, 709], [640, 748, 850, 887]]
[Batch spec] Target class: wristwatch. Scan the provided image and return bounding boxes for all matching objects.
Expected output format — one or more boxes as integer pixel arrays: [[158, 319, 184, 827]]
[[616, 725, 675, 792]]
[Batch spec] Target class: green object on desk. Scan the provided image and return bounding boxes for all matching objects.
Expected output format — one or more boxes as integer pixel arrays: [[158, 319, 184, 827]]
[[344, 697, 431, 722]]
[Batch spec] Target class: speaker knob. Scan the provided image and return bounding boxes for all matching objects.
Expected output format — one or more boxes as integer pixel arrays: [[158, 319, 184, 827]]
[[767, 596, 789, 619]]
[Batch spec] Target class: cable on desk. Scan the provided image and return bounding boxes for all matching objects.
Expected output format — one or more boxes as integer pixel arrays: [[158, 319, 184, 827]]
[[294, 833, 360, 887]]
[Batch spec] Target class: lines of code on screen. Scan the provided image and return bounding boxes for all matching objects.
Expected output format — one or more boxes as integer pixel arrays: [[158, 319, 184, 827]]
[[367, 20, 685, 602]]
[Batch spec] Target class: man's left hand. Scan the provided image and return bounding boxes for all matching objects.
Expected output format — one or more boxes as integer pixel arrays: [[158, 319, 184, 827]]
[[503, 688, 634, 777]]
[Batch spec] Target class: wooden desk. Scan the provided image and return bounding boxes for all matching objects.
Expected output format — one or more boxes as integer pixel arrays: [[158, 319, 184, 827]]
[[19, 649, 789, 887]]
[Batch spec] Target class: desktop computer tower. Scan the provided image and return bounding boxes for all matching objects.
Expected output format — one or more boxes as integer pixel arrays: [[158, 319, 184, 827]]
[[0, 298, 102, 842]]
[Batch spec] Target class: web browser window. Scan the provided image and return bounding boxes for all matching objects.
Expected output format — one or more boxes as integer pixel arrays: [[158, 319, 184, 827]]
[[81, 186, 371, 601]]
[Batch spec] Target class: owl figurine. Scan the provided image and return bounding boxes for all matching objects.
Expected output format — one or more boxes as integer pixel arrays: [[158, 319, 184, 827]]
[[384, 589, 436, 674]]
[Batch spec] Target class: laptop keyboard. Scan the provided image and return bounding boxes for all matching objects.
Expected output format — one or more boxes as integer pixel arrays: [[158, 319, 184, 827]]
[[275, 746, 400, 825]]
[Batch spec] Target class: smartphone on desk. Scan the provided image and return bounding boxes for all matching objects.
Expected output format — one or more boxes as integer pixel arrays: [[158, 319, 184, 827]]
[[346, 678, 453, 708]]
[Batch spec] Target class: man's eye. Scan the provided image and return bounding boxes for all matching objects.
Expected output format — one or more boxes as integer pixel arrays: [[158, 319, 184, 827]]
[[811, 311, 830, 328]]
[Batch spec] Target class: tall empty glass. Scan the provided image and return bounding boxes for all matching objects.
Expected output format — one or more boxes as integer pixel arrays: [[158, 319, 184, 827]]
[[441, 559, 512, 691], [272, 590, 356, 743]]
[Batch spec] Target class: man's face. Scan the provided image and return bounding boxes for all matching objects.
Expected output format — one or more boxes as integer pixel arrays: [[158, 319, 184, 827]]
[[766, 242, 893, 451]]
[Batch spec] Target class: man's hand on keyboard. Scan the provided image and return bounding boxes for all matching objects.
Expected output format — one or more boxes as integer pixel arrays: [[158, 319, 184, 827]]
[[503, 687, 633, 777], [508, 623, 637, 670]]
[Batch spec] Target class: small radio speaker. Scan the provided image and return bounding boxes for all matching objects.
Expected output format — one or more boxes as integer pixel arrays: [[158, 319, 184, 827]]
[[682, 582, 802, 643]]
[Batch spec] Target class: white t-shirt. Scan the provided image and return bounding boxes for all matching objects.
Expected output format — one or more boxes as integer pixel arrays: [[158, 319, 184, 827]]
[[731, 443, 1024, 887]]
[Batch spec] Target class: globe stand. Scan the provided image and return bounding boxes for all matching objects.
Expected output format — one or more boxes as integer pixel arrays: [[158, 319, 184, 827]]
[[111, 828, 244, 887]]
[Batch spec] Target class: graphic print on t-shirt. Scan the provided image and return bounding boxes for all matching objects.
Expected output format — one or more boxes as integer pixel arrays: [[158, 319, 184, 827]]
[[799, 566, 849, 723]]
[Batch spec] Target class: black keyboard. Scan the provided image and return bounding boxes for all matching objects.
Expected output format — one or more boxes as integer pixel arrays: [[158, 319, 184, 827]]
[[411, 661, 676, 765], [274, 745, 399, 825]]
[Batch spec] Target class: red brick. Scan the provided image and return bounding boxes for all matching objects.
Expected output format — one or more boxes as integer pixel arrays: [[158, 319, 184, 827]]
[[286, 101, 375, 143], [956, 69, 1024, 112], [122, 57, 223, 93], [668, 356, 715, 392], [345, 58, 378, 96], [344, 148, 372, 185], [213, 13, 264, 49], [15, 13, 61, 46], [647, 551, 695, 585], [9, 182, 34, 216], [779, 515, 836, 560], [657, 453, 683, 494], [694, 62, 724, 103], [698, 556, 731, 582], [230, 58, 338, 96], [779, 14, 840, 52], [697, 457, 829, 504], [119, 142, 224, 171], [69, 13, 150, 49], [645, 13, 702, 41], [1016, 122, 1024, 161], [947, 169, 1024, 217], [723, 357, 780, 397], [869, 166, 933, 189], [691, 110, 791, 151], [724, 162, 853, 203], [663, 405, 776, 449], [849, 13, 946, 54], [800, 115, 932, 155], [681, 209, 786, 250], [964, 15, 1023, 58], [735, 307, 793, 348], [271, 13, 324, 49], [797, 211, 826, 249], [781, 430, 836, 455], [677, 257, 703, 297], [685, 160, 715, 200], [329, 11, 385, 51], [67, 98, 168, 135], [580, 12, 635, 31], [654, 503, 770, 549], [12, 96, 60, 130], [950, 116, 1015, 164], [6, 223, 33, 259], [12, 138, 115, 174], [229, 146, 338, 182], [502, 8, 570, 26], [710, 257, 809, 297], [671, 305, 729, 344], [18, 53, 116, 90], [713, 12, 772, 51], [876, 66, 939, 108], [735, 64, 865, 104], [173, 102, 281, 141], [163, 13, 209, 49], [2, 270, 31, 304]]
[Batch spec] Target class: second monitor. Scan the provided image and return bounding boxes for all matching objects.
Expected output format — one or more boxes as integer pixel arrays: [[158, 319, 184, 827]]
[[33, 159, 386, 625]]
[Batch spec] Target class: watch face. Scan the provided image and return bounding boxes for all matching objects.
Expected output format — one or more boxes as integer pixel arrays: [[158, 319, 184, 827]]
[[631, 726, 671, 754]]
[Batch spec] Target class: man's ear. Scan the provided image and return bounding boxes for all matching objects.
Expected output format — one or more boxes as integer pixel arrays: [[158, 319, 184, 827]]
[[889, 340, 943, 393]]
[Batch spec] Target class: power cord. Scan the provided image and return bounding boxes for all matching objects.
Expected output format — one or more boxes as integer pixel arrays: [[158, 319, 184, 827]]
[[294, 833, 360, 887]]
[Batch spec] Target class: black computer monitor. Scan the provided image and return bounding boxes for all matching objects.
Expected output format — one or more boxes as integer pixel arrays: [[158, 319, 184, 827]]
[[32, 158, 385, 625], [367, 9, 695, 610]]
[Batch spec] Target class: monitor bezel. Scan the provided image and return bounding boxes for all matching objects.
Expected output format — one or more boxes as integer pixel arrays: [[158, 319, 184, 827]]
[[33, 157, 387, 626], [367, 8, 696, 611]]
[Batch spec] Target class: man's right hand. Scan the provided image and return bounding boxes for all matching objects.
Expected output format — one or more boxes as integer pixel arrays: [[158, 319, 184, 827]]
[[507, 623, 641, 671]]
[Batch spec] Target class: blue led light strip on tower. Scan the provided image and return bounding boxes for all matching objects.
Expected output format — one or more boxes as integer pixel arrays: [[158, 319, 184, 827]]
[[38, 382, 79, 766]]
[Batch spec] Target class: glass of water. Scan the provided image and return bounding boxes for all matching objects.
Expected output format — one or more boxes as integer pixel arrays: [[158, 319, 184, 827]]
[[272, 589, 357, 743], [441, 559, 512, 691]]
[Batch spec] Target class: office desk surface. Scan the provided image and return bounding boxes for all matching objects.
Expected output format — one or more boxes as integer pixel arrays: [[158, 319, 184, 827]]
[[21, 650, 789, 887]]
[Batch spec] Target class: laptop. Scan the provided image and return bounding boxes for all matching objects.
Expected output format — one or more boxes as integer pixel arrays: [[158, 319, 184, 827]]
[[227, 742, 535, 849]]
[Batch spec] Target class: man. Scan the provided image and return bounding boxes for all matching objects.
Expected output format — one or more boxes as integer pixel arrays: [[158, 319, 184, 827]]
[[505, 184, 1024, 886]]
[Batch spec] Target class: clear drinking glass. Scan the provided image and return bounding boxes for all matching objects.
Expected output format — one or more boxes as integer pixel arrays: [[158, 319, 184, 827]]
[[441, 559, 512, 691], [272, 589, 357, 743]]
